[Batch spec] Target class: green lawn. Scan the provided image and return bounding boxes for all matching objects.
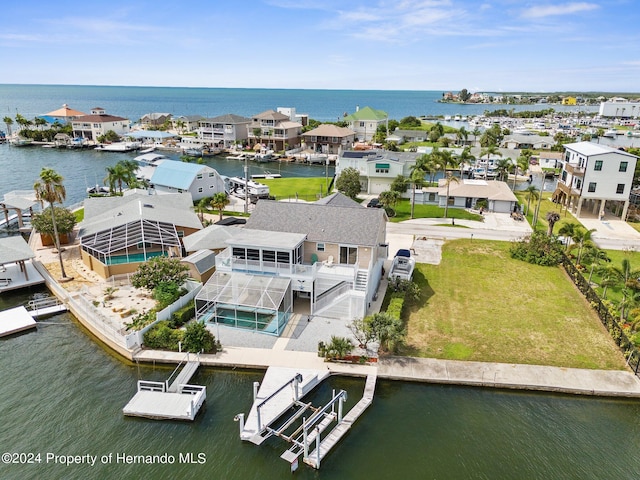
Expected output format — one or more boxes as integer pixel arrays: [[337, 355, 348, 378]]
[[392, 199, 482, 222], [262, 177, 330, 202], [515, 191, 575, 234], [399, 239, 627, 370]]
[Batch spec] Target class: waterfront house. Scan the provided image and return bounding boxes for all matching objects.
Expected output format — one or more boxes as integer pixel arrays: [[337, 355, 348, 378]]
[[78, 192, 203, 278], [198, 114, 251, 149], [171, 115, 205, 134], [385, 129, 428, 145], [301, 124, 356, 155], [418, 179, 518, 213], [343, 106, 389, 142], [39, 104, 87, 125], [598, 98, 640, 118], [71, 107, 131, 141], [336, 150, 421, 195], [501, 134, 553, 150], [136, 159, 226, 201], [140, 112, 172, 127], [553, 142, 638, 219], [195, 193, 387, 335], [247, 110, 302, 151]]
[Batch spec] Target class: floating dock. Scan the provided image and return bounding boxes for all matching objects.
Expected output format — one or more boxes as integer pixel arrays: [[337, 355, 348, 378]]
[[123, 353, 205, 421], [235, 367, 377, 470], [0, 306, 37, 337], [26, 297, 67, 318]]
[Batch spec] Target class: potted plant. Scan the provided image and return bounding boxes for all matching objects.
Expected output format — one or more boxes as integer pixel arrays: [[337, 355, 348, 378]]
[[31, 206, 77, 246]]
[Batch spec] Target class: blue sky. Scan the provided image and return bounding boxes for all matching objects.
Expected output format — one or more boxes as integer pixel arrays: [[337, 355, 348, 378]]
[[1, 0, 638, 92]]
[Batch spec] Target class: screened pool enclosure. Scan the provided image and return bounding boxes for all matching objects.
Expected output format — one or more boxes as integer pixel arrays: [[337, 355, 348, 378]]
[[195, 271, 292, 336]]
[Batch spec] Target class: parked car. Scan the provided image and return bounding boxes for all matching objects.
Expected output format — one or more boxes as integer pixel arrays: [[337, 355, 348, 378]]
[[367, 198, 381, 208]]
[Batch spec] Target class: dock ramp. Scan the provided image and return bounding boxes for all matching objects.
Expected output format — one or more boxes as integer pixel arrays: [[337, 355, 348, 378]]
[[123, 353, 205, 421]]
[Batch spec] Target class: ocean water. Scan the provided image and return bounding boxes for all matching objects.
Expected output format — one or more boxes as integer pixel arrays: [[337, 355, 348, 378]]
[[1, 85, 639, 479], [0, 84, 596, 123]]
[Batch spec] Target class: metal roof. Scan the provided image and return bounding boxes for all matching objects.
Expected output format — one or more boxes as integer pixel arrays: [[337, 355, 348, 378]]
[[80, 192, 201, 237], [227, 229, 306, 250], [150, 161, 213, 190], [183, 224, 240, 252], [182, 249, 216, 274], [564, 141, 639, 158], [0, 236, 35, 264]]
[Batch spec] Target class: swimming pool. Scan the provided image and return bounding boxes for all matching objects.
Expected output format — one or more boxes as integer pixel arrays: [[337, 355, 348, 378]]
[[104, 251, 166, 265]]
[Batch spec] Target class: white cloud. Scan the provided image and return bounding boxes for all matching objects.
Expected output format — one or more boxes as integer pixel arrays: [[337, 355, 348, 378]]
[[520, 2, 599, 19]]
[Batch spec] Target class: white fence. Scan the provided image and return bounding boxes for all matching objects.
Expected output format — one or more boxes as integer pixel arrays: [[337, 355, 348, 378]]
[[125, 280, 202, 349], [71, 291, 130, 349]]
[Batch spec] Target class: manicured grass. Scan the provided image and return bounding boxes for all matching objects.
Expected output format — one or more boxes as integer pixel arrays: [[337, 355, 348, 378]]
[[391, 199, 482, 222], [399, 239, 627, 369], [73, 208, 84, 222], [515, 191, 575, 235], [261, 177, 329, 201]]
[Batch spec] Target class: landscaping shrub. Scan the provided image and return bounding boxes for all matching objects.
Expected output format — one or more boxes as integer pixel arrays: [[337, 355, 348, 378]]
[[143, 321, 184, 350], [169, 300, 196, 328], [386, 297, 404, 320], [182, 321, 218, 353], [153, 282, 183, 309], [510, 231, 563, 266]]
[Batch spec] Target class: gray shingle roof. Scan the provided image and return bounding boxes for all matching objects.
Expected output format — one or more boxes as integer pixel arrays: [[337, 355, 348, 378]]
[[80, 192, 202, 237], [314, 192, 363, 208], [246, 200, 386, 246], [182, 249, 216, 274]]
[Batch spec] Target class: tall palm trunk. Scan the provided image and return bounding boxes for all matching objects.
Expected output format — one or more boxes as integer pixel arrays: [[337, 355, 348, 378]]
[[49, 202, 67, 278]]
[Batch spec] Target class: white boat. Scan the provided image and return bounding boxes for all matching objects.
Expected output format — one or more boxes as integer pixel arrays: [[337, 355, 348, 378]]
[[388, 249, 415, 281], [306, 153, 328, 165], [139, 146, 156, 154], [9, 137, 33, 147], [226, 176, 270, 200], [226, 153, 249, 161], [251, 172, 281, 179], [255, 151, 273, 162], [87, 185, 110, 196], [602, 129, 617, 138], [95, 141, 142, 152]]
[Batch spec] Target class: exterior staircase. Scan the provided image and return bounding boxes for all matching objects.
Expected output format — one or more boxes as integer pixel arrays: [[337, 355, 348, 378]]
[[355, 269, 368, 291]]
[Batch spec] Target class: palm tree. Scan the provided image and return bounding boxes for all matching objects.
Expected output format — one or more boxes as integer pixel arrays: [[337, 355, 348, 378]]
[[557, 222, 578, 250], [456, 126, 468, 146], [34, 168, 68, 279], [471, 127, 481, 147], [495, 158, 512, 182], [570, 227, 596, 265], [442, 172, 460, 219], [34, 117, 48, 130], [546, 211, 560, 236], [523, 185, 539, 216], [409, 163, 426, 219], [3, 116, 13, 137], [512, 155, 529, 190], [104, 162, 130, 194], [600, 259, 640, 318], [210, 192, 230, 221], [195, 198, 210, 223], [457, 146, 475, 176], [175, 119, 186, 134]]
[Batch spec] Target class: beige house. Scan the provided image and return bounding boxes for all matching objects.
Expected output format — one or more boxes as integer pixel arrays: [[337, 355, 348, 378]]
[[420, 179, 518, 213], [247, 110, 302, 151], [302, 124, 356, 154], [78, 192, 202, 278], [71, 107, 131, 141]]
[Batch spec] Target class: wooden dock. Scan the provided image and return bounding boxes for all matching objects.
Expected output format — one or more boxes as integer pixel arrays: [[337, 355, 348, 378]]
[[304, 372, 377, 469], [123, 355, 205, 421], [0, 306, 37, 337]]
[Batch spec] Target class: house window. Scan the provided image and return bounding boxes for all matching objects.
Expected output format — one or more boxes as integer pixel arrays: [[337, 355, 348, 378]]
[[246, 249, 260, 261], [263, 250, 276, 263], [317, 243, 325, 252], [197, 174, 203, 180], [447, 197, 454, 205], [561, 170, 567, 182], [594, 160, 603, 171], [375, 163, 390, 174], [137, 242, 153, 249], [428, 193, 436, 201], [210, 185, 215, 189], [620, 161, 628, 172], [359, 122, 365, 127], [339, 246, 357, 265], [588, 182, 596, 192], [616, 183, 625, 194], [177, 230, 184, 238], [209, 172, 215, 177], [198, 187, 203, 193], [276, 251, 290, 264]]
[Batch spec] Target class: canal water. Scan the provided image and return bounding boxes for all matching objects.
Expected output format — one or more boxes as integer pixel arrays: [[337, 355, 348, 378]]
[[1, 291, 639, 480]]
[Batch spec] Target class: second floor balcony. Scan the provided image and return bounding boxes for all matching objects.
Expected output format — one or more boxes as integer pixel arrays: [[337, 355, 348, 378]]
[[563, 163, 585, 176]]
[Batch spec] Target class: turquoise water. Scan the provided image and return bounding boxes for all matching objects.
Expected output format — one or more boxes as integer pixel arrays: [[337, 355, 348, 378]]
[[1, 291, 640, 479], [104, 251, 165, 266]]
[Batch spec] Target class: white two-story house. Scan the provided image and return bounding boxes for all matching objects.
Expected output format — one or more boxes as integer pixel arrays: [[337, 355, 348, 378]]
[[198, 114, 251, 148], [554, 142, 638, 220], [195, 194, 388, 336], [71, 107, 131, 141]]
